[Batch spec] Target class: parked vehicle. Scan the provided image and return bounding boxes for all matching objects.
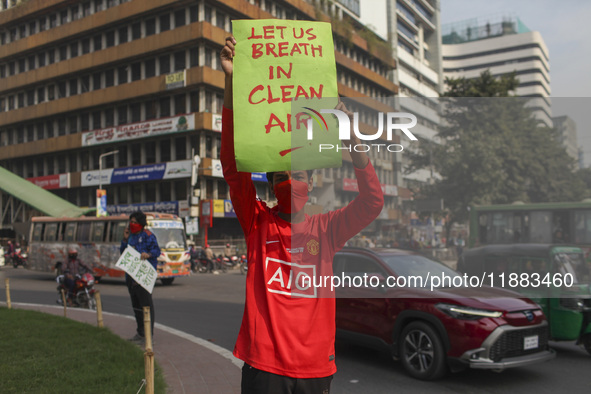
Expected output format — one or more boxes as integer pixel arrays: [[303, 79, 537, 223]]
[[334, 247, 556, 380], [12, 245, 27, 268], [56, 270, 97, 310], [239, 254, 248, 275], [458, 244, 591, 355]]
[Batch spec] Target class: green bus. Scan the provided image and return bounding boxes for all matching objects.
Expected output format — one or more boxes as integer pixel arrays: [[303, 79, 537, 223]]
[[469, 201, 591, 251]]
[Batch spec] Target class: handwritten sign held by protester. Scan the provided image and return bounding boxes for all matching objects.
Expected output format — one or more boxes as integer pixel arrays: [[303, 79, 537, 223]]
[[232, 19, 341, 172], [116, 246, 157, 294]]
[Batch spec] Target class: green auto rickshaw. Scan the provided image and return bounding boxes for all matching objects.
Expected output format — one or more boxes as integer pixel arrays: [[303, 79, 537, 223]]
[[458, 244, 591, 355]]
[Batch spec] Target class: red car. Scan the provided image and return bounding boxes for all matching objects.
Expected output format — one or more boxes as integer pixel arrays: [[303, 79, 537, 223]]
[[334, 248, 556, 380]]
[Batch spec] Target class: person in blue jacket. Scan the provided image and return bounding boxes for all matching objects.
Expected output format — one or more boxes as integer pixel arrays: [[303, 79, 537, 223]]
[[120, 211, 161, 344]]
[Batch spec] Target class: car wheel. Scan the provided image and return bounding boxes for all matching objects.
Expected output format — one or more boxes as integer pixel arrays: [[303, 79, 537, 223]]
[[583, 334, 591, 356], [161, 278, 175, 285], [399, 321, 447, 380]]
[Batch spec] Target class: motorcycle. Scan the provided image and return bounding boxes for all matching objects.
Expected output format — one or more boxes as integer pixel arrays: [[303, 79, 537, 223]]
[[239, 254, 248, 275], [56, 269, 97, 310], [190, 249, 214, 273], [12, 247, 27, 268]]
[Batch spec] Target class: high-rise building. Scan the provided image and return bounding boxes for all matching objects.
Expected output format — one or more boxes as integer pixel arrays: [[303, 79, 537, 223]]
[[0, 0, 400, 241], [386, 0, 443, 187], [552, 115, 579, 167], [442, 15, 552, 127]]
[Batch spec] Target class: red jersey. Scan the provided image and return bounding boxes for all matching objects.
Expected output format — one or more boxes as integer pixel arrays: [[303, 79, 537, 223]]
[[221, 107, 384, 378]]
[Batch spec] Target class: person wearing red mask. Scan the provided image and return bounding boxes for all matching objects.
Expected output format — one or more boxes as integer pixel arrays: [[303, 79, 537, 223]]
[[220, 37, 384, 393], [120, 211, 161, 344]]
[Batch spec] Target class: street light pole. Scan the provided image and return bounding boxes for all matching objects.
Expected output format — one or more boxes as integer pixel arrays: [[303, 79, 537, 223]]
[[97, 150, 119, 217]]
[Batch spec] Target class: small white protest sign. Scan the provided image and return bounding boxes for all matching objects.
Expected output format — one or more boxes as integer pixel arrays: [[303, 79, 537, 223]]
[[115, 246, 158, 294]]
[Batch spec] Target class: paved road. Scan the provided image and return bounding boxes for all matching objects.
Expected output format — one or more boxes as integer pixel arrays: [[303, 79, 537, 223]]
[[1, 266, 589, 393]]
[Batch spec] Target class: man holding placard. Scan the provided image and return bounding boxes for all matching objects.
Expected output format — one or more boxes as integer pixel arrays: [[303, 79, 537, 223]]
[[120, 211, 161, 344], [220, 21, 384, 393]]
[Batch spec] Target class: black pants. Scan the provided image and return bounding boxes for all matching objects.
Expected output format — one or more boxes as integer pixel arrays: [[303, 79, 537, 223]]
[[241, 364, 332, 394], [126, 275, 154, 338]]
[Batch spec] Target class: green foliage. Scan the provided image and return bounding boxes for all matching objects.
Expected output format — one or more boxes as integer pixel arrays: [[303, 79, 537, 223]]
[[0, 308, 167, 394], [409, 71, 585, 228]]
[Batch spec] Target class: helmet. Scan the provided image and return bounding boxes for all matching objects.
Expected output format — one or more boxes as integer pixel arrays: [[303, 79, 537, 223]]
[[226, 243, 231, 247], [206, 244, 210, 248], [68, 248, 78, 258]]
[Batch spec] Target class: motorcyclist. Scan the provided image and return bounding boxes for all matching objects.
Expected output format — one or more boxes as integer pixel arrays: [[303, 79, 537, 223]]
[[63, 248, 91, 305], [6, 240, 14, 265], [224, 243, 233, 258]]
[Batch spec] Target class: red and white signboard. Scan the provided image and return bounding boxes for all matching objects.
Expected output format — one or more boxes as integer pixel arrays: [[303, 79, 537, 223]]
[[27, 174, 69, 190], [81, 114, 195, 146]]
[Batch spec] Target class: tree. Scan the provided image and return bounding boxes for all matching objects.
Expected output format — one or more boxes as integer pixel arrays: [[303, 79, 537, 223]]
[[408, 71, 585, 237]]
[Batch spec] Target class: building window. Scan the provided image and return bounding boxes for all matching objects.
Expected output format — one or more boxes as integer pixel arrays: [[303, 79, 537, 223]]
[[174, 50, 186, 71], [145, 141, 156, 164], [132, 22, 141, 40], [118, 147, 128, 167], [81, 113, 89, 131], [94, 35, 102, 51], [131, 103, 141, 122], [81, 75, 90, 93], [175, 137, 186, 160], [190, 6, 198, 23], [105, 108, 114, 127], [92, 111, 102, 130], [146, 183, 156, 202], [119, 27, 128, 44], [118, 105, 128, 125], [159, 55, 170, 74], [175, 9, 186, 27], [131, 62, 141, 81], [106, 31, 115, 47], [105, 69, 114, 87], [160, 139, 171, 162], [82, 38, 91, 54], [38, 53, 46, 67], [175, 180, 187, 201], [145, 100, 157, 120], [146, 18, 156, 36], [93, 72, 102, 90], [145, 58, 156, 78], [48, 50, 55, 65], [190, 47, 199, 67], [160, 181, 171, 201], [160, 14, 171, 32], [159, 97, 171, 117], [68, 116, 78, 134], [59, 45, 68, 61], [70, 42, 79, 58], [174, 94, 186, 115], [131, 143, 141, 165], [190, 91, 199, 112], [58, 82, 67, 98]]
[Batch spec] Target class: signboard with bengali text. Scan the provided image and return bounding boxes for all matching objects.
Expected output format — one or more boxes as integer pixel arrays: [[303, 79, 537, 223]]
[[115, 246, 157, 293]]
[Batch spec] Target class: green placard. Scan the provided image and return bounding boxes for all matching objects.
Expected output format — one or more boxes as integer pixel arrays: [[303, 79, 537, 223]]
[[232, 19, 341, 172]]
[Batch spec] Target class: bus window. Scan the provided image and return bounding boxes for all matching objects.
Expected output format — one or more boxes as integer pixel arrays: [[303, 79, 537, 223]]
[[91, 222, 106, 243], [488, 213, 514, 243], [77, 222, 91, 242], [64, 223, 77, 242], [110, 221, 127, 242], [530, 211, 552, 243], [574, 210, 591, 244], [32, 223, 44, 241], [44, 223, 58, 241], [57, 222, 66, 241]]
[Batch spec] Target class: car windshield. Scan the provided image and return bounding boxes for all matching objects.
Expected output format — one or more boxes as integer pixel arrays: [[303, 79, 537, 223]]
[[383, 255, 461, 288], [148, 228, 186, 250], [553, 253, 590, 284]]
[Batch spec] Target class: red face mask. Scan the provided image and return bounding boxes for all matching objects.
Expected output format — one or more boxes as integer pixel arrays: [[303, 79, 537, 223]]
[[130, 222, 143, 234], [274, 180, 309, 214]]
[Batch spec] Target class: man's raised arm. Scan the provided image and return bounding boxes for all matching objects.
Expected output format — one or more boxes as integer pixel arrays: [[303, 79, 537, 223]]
[[219, 37, 258, 234]]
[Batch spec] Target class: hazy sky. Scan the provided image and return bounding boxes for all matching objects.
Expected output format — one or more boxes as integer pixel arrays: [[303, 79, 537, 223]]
[[359, 0, 591, 165]]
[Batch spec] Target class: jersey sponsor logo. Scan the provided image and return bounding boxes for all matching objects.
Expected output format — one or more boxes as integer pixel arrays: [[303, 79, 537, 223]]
[[306, 239, 320, 256], [265, 257, 317, 298], [287, 247, 304, 254]]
